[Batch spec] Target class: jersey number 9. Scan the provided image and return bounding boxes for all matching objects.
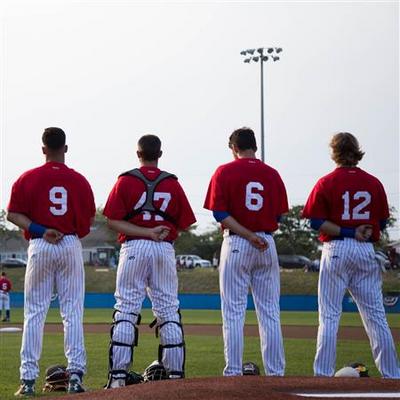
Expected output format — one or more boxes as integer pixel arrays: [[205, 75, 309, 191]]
[[49, 187, 68, 216]]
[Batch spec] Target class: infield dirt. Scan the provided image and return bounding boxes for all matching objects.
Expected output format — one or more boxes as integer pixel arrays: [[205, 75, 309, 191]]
[[45, 376, 400, 400], [5, 323, 400, 341]]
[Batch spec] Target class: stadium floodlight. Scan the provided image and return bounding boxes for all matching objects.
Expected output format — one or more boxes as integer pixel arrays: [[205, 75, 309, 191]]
[[239, 46, 283, 162]]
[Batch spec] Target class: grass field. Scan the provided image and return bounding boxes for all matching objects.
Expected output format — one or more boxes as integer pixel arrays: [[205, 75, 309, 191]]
[[1, 332, 398, 400], [1, 267, 398, 400], [4, 267, 400, 294], [4, 308, 400, 328]]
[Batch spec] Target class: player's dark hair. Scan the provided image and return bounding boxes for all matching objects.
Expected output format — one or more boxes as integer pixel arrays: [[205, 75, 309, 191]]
[[229, 127, 257, 152], [1, 271, 5, 276], [330, 132, 364, 166], [42, 127, 66, 150], [137, 135, 162, 161]]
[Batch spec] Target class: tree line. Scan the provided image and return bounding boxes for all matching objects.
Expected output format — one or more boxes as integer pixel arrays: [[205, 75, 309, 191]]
[[1, 205, 395, 261]]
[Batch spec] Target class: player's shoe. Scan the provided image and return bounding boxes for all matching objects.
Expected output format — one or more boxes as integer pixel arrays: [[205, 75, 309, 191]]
[[14, 380, 35, 397], [67, 374, 85, 394], [108, 378, 126, 389], [105, 370, 128, 389]]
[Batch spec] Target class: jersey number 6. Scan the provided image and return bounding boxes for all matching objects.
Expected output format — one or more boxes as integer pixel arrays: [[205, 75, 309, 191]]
[[245, 182, 264, 211]]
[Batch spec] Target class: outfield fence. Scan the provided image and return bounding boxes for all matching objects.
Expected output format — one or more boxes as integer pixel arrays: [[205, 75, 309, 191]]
[[9, 292, 400, 313]]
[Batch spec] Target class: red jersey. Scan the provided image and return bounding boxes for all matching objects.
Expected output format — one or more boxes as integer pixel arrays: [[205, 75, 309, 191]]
[[103, 166, 196, 243], [0, 277, 12, 293], [7, 162, 96, 239], [302, 167, 389, 242], [204, 158, 288, 232]]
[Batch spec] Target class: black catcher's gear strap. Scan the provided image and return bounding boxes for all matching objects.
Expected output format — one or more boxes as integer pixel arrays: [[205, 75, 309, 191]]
[[120, 168, 177, 223], [149, 311, 186, 377], [108, 310, 141, 371]]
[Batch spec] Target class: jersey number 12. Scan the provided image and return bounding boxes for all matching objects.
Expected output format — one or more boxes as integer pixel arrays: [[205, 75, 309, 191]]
[[341, 191, 371, 220]]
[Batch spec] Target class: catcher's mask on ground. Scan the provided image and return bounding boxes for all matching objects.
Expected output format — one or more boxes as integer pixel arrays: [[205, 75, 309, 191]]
[[143, 360, 168, 382], [42, 365, 69, 392], [242, 362, 260, 376]]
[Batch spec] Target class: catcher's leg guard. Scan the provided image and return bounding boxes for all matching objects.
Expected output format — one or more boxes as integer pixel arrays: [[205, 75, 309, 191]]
[[107, 309, 141, 387], [150, 312, 185, 378]]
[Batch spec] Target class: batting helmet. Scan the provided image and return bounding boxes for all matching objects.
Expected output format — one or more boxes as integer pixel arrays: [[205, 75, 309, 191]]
[[42, 365, 69, 392], [143, 360, 168, 382], [334, 362, 369, 378], [242, 361, 260, 376], [349, 362, 369, 377]]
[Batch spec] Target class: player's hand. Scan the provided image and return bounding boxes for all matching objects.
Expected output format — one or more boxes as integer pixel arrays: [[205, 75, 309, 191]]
[[248, 233, 268, 252], [43, 229, 64, 244], [355, 224, 373, 242], [148, 226, 171, 242]]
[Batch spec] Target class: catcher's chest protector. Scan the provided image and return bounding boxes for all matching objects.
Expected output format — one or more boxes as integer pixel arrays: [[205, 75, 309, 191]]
[[120, 168, 177, 222]]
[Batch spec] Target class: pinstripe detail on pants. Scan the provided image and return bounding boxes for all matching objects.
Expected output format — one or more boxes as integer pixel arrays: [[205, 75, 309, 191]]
[[0, 292, 10, 310], [110, 240, 184, 374], [219, 232, 285, 376], [20, 235, 86, 380], [314, 238, 400, 378]]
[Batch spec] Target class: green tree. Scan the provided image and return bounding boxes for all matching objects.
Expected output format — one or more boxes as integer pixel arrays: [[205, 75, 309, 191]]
[[0, 209, 25, 251], [376, 206, 397, 250], [274, 205, 319, 258], [175, 224, 222, 261]]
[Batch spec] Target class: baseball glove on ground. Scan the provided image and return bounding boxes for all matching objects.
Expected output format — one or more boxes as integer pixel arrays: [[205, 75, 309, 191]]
[[242, 361, 260, 376], [127, 371, 144, 385], [42, 365, 69, 392]]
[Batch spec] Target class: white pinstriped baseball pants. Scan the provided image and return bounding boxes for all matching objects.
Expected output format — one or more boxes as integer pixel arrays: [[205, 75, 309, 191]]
[[111, 240, 184, 373], [219, 232, 285, 376], [314, 238, 400, 378], [20, 236, 86, 380], [0, 291, 10, 310]]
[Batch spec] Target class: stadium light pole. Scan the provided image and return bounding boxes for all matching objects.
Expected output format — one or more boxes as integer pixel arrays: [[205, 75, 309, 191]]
[[240, 47, 283, 162]]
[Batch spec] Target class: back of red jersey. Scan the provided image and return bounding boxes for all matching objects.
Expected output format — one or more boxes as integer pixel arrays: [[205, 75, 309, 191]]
[[302, 167, 389, 242], [0, 278, 12, 292], [7, 162, 96, 239], [103, 166, 196, 243], [204, 158, 288, 232]]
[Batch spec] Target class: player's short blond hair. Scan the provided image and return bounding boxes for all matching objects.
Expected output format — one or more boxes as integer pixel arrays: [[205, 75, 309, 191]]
[[330, 132, 364, 166]]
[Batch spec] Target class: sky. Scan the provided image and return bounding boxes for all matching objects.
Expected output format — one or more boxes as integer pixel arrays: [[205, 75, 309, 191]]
[[1, 0, 399, 238]]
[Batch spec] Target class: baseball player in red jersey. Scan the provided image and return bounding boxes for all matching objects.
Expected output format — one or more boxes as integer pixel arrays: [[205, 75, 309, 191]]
[[0, 271, 12, 322], [302, 132, 400, 378], [7, 127, 96, 396], [103, 134, 196, 388], [204, 127, 288, 376]]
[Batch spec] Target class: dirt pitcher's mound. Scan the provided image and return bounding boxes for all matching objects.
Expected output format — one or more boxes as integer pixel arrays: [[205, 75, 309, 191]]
[[48, 376, 400, 400]]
